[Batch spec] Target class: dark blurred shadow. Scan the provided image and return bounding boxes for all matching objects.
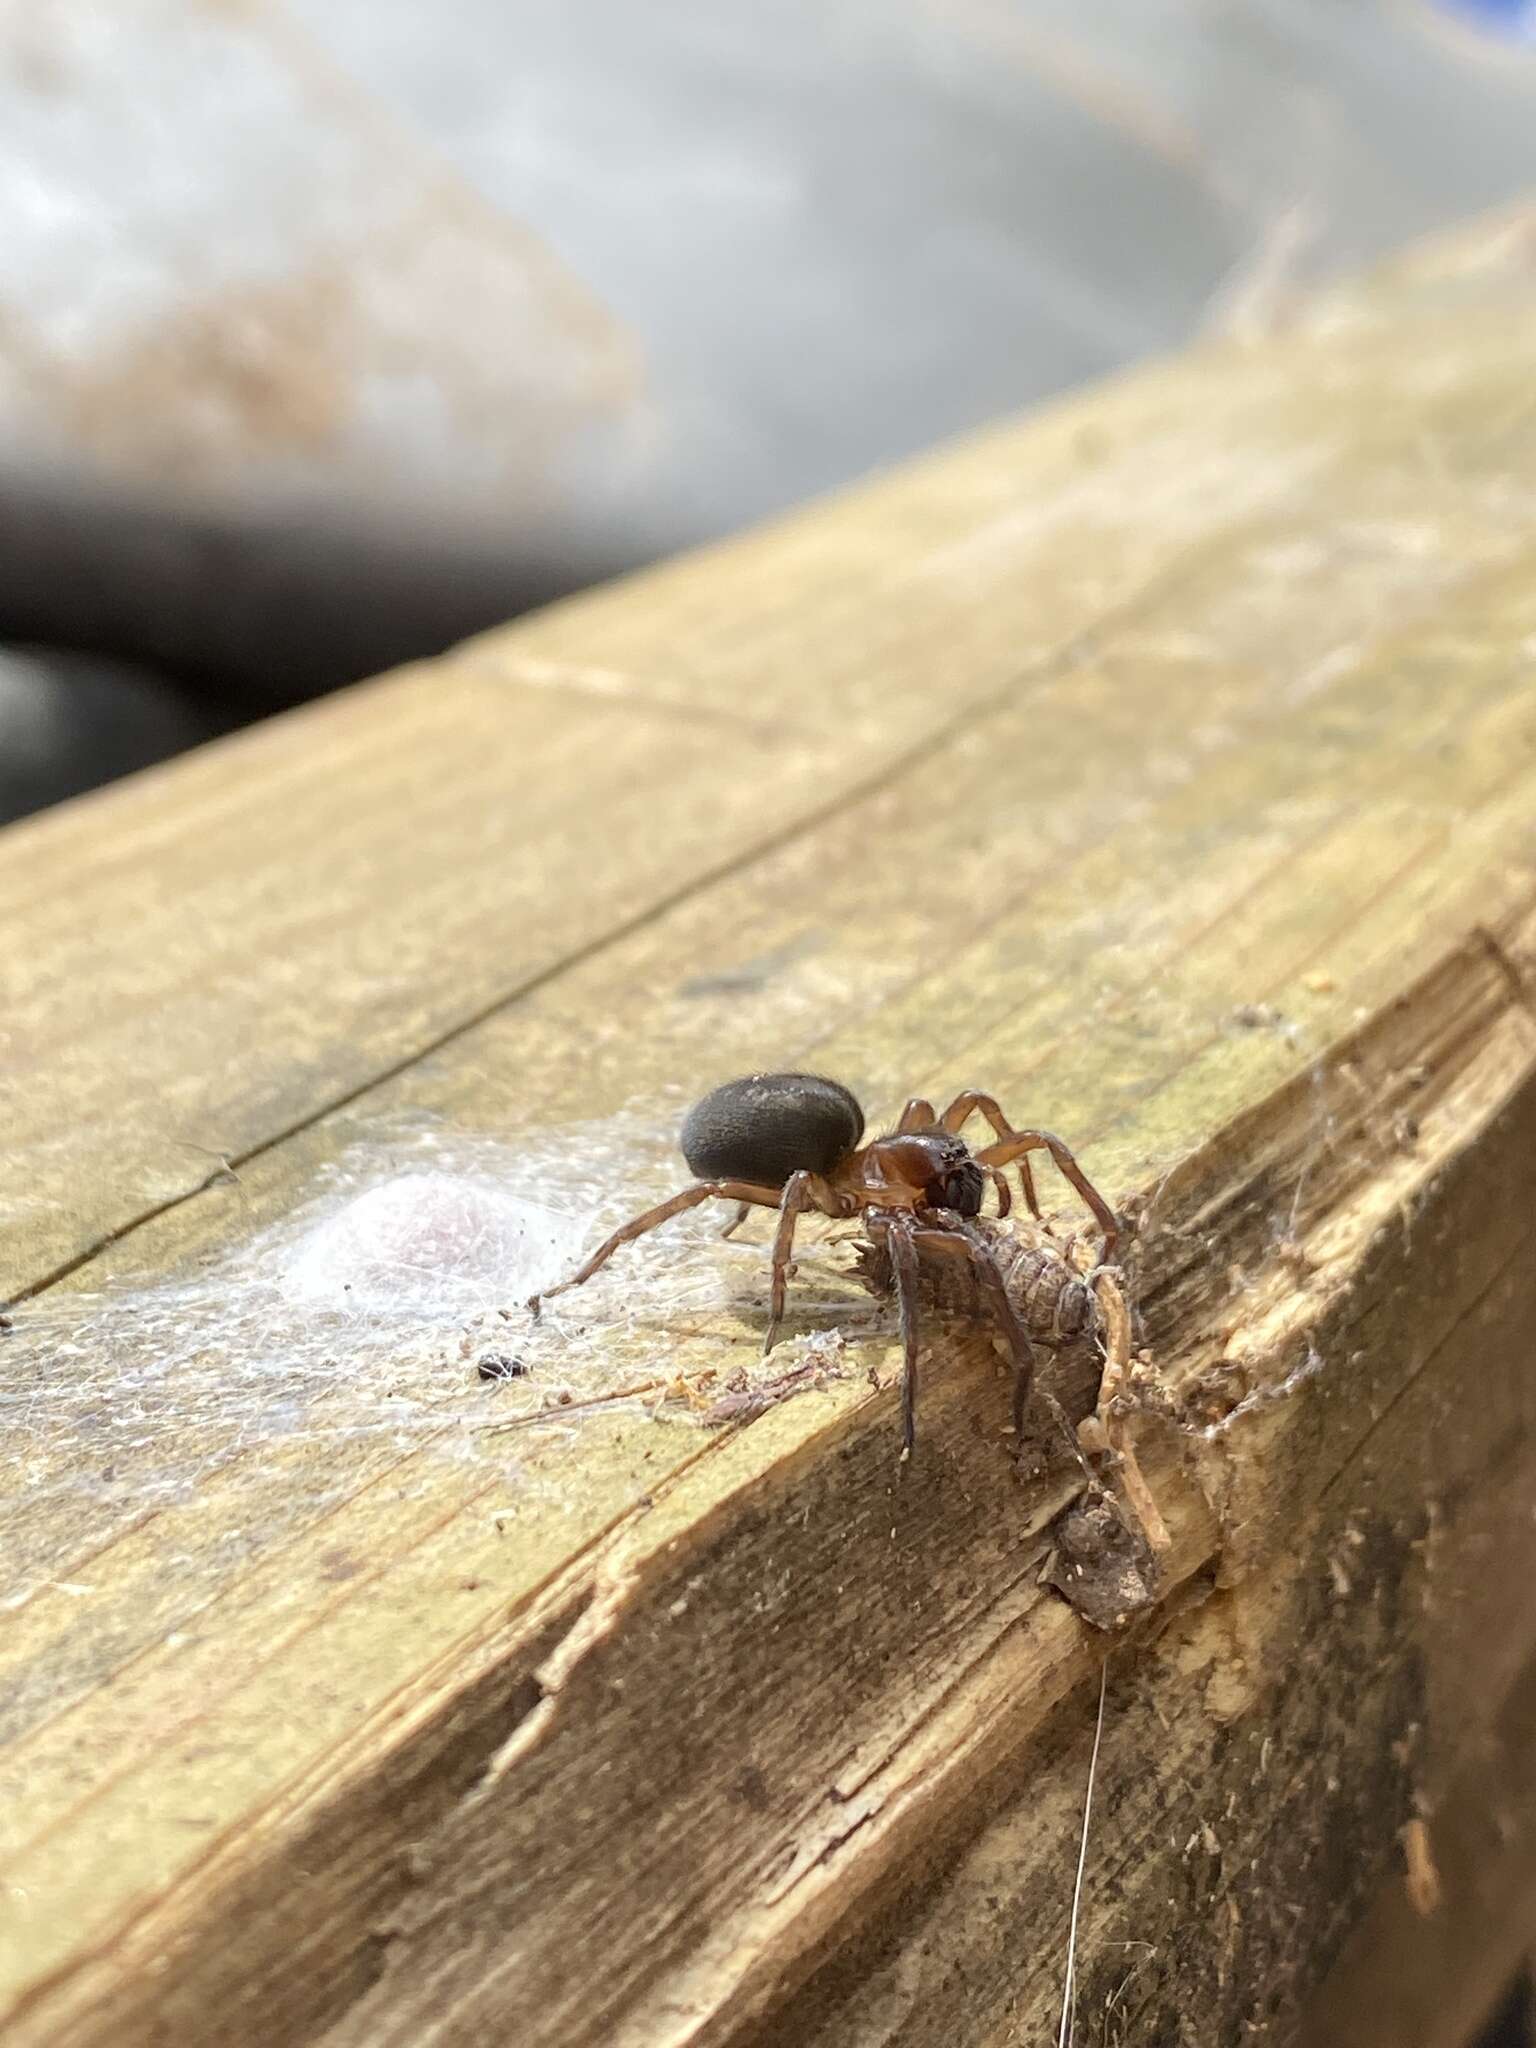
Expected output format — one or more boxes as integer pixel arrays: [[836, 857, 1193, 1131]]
[[3, 0, 1535, 821], [0, 643, 233, 825], [0, 469, 642, 718], [1477, 1970, 1534, 2048]]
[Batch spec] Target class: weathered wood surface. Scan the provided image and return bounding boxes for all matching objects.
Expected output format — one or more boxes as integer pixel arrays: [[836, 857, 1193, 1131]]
[[4, 210, 1536, 2047]]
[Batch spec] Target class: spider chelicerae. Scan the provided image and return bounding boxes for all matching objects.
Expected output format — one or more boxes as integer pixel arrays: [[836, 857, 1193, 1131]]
[[527, 1071, 1120, 1457]]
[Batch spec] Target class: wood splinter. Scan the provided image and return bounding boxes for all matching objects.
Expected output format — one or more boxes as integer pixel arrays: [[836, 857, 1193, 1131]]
[[1084, 1266, 1172, 1556]]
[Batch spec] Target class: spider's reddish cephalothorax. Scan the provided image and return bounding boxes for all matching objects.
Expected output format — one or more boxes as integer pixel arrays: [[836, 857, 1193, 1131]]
[[527, 1072, 1119, 1456]]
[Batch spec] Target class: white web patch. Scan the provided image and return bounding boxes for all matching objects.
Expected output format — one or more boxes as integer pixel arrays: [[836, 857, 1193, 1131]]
[[1, 1104, 869, 1606]]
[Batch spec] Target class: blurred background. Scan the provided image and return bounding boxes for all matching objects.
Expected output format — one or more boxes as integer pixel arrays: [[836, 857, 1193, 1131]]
[[2, 0, 1536, 830]]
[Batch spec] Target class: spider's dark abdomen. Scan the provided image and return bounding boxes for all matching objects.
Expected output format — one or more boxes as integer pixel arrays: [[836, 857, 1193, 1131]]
[[681, 1072, 865, 1188]]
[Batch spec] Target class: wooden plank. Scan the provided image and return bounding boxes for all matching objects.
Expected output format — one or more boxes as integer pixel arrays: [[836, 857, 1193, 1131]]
[[4, 211, 1536, 2045], [6, 196, 1534, 1297]]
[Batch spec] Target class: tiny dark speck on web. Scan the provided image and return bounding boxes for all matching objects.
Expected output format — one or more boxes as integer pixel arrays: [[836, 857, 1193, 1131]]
[[478, 1352, 529, 1382]]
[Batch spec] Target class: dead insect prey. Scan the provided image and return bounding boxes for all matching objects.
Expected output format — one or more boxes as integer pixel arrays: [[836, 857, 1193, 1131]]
[[529, 1072, 1125, 1463]]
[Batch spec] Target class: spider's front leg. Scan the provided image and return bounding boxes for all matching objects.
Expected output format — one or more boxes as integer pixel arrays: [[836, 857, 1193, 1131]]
[[895, 1098, 1011, 1219], [933, 1090, 1045, 1223], [878, 1210, 925, 1459], [975, 1124, 1119, 1265], [881, 1209, 1037, 1461], [907, 1214, 1038, 1438], [894, 1096, 938, 1134], [908, 1216, 1097, 1484]]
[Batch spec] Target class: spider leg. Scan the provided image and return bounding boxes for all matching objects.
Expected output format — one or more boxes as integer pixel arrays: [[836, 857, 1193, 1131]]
[[934, 1090, 1044, 1221], [935, 1089, 1009, 1138], [528, 1179, 783, 1311], [908, 1217, 1036, 1434], [974, 1127, 1118, 1264], [983, 1165, 1013, 1219], [895, 1096, 939, 1134], [880, 1211, 924, 1459], [908, 1218, 1097, 1484], [719, 1202, 752, 1240], [763, 1171, 841, 1354]]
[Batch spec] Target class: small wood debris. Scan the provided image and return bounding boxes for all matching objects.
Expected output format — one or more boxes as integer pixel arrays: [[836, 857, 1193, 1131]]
[[1401, 1816, 1442, 1917], [1044, 1493, 1160, 1631]]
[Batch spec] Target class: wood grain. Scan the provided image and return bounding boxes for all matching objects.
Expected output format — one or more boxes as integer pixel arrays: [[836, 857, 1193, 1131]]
[[4, 211, 1536, 2046]]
